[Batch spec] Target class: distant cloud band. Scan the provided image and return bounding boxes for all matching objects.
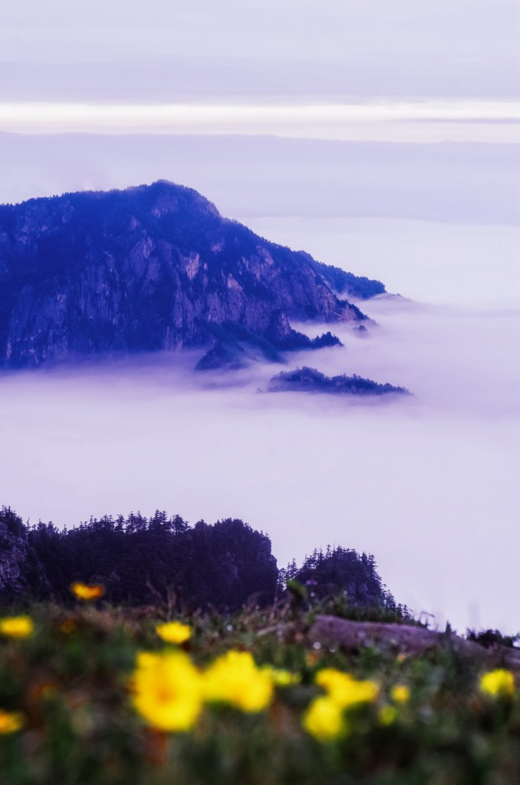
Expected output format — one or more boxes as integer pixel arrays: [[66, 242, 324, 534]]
[[0, 101, 519, 142]]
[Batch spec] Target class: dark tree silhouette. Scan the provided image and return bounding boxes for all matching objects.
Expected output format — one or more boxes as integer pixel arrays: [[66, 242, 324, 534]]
[[0, 507, 396, 614], [282, 546, 396, 608]]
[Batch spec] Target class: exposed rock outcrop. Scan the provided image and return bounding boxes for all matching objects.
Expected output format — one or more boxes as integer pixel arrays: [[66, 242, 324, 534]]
[[309, 615, 520, 671], [0, 508, 29, 600]]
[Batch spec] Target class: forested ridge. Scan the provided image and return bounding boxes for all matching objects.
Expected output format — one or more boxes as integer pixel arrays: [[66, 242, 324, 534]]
[[0, 506, 396, 612]]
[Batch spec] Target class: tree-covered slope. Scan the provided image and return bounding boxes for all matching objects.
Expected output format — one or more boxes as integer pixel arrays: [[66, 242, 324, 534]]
[[0, 507, 394, 612]]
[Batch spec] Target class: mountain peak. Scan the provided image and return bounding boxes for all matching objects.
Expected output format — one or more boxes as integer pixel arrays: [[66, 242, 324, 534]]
[[128, 180, 220, 215], [0, 183, 384, 368]]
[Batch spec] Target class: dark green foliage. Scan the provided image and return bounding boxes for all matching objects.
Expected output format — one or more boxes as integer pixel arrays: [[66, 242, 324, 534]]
[[282, 546, 396, 610], [303, 254, 386, 300], [262, 310, 343, 352], [1, 509, 278, 612], [308, 331, 343, 349], [0, 507, 25, 540], [195, 321, 342, 370], [195, 320, 285, 369], [467, 629, 520, 650], [268, 366, 410, 396], [0, 508, 30, 600], [0, 507, 396, 616]]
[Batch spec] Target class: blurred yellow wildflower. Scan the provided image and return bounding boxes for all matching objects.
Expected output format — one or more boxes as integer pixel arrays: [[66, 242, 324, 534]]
[[479, 669, 515, 699], [0, 615, 34, 639], [379, 706, 398, 726], [70, 582, 105, 601], [303, 696, 347, 741], [0, 710, 24, 734], [203, 651, 273, 712], [156, 621, 192, 645], [391, 685, 410, 704], [131, 651, 202, 732], [316, 669, 379, 708], [261, 666, 301, 687]]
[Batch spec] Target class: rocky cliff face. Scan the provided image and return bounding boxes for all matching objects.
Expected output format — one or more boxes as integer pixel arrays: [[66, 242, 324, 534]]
[[0, 181, 385, 368], [0, 508, 29, 600]]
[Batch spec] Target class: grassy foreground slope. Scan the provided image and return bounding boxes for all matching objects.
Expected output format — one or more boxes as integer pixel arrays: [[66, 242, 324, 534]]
[[1, 595, 520, 785]]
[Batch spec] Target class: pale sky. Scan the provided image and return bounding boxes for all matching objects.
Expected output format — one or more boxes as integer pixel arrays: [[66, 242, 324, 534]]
[[1, 101, 518, 142], [1, 0, 518, 73], [0, 0, 518, 139]]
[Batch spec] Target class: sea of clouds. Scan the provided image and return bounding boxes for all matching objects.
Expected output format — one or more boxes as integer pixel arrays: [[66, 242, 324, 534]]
[[1, 177, 518, 632]]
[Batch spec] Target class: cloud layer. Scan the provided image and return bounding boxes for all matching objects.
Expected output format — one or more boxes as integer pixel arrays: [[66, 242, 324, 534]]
[[1, 216, 518, 633]]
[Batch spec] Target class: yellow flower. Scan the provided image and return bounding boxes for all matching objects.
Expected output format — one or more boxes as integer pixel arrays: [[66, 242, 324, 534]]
[[305, 669, 379, 742], [303, 696, 347, 742], [379, 706, 398, 726], [0, 710, 24, 734], [131, 651, 202, 732], [316, 669, 379, 708], [203, 651, 273, 712], [0, 615, 34, 639], [391, 685, 410, 704], [70, 582, 105, 601], [156, 621, 192, 645], [261, 666, 301, 688], [479, 669, 515, 699]]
